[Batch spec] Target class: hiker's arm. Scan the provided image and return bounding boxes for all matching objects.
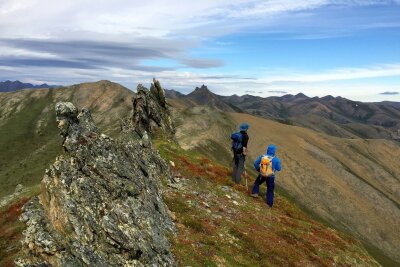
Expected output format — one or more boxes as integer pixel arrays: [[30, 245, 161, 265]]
[[275, 158, 281, 172], [254, 156, 261, 171], [242, 135, 249, 155]]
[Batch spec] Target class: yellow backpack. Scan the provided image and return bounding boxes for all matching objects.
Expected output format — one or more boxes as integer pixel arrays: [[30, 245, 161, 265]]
[[260, 155, 275, 177]]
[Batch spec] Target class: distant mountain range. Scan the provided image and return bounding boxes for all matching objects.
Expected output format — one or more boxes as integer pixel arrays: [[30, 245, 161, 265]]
[[164, 89, 185, 99], [165, 86, 400, 141], [185, 85, 242, 112], [0, 80, 59, 92]]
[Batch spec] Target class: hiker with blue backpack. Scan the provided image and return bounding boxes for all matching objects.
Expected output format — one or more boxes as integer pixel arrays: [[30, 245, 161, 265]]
[[251, 144, 281, 207], [231, 123, 249, 184]]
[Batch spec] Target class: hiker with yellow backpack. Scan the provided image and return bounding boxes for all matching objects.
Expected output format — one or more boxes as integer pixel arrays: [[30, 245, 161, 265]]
[[251, 144, 281, 207]]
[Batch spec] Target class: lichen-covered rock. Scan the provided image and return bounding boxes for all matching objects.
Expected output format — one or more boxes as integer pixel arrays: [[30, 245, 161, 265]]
[[150, 78, 166, 108], [17, 102, 176, 266], [131, 79, 174, 137], [55, 102, 99, 152]]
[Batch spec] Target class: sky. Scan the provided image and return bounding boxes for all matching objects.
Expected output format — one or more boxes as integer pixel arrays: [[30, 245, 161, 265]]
[[0, 0, 399, 101]]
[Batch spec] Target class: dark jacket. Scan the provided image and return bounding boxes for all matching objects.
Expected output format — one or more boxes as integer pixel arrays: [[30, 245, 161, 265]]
[[235, 131, 249, 154]]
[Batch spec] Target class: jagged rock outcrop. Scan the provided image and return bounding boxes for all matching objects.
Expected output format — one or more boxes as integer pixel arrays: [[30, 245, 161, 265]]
[[150, 78, 167, 108], [131, 79, 174, 136], [16, 100, 176, 266]]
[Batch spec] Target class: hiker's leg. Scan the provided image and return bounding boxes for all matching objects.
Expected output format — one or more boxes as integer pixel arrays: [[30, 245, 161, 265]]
[[231, 154, 238, 182], [234, 154, 245, 184], [251, 174, 265, 194], [266, 176, 275, 207]]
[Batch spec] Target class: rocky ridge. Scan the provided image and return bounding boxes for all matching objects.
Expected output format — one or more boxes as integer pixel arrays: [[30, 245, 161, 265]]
[[130, 78, 174, 137], [16, 80, 177, 266]]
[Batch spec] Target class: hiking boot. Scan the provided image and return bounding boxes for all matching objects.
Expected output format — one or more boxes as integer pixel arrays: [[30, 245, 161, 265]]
[[251, 193, 258, 198]]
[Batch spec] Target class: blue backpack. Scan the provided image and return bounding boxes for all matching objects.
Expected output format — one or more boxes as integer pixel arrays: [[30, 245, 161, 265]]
[[231, 132, 243, 153]]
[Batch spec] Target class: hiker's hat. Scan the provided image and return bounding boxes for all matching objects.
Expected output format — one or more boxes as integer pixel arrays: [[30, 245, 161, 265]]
[[239, 123, 249, 131]]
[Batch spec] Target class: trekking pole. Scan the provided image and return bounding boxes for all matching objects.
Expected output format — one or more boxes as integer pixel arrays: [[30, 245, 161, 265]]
[[244, 164, 249, 194]]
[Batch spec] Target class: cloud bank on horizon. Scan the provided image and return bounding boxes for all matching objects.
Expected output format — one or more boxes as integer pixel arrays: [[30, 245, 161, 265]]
[[0, 0, 399, 101]]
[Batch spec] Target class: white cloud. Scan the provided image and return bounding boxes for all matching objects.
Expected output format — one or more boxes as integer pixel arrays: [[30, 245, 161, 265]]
[[258, 64, 400, 83], [0, 0, 397, 39], [221, 0, 328, 18]]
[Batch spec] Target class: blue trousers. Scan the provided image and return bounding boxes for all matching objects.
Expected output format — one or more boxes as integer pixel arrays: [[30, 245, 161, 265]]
[[252, 174, 275, 207]]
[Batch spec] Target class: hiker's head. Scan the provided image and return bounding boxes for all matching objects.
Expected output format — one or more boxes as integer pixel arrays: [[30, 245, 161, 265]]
[[266, 144, 276, 156], [239, 123, 249, 132]]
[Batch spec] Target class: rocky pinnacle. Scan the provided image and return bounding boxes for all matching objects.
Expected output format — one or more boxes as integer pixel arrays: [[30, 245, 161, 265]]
[[131, 79, 174, 137]]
